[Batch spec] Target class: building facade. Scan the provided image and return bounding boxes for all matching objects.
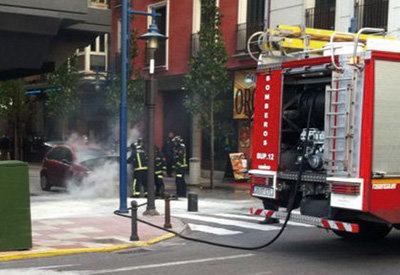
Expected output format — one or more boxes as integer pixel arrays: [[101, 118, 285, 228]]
[[111, 0, 398, 176]]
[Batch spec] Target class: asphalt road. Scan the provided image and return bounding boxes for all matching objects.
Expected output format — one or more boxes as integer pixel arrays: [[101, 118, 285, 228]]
[[4, 165, 400, 274], [2, 224, 400, 275]]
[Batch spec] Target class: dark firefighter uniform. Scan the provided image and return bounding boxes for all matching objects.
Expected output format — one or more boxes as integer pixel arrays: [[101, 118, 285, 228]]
[[131, 145, 148, 197], [155, 147, 166, 198], [173, 142, 187, 197]]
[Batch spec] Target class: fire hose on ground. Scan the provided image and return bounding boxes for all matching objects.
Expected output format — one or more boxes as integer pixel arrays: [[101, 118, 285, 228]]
[[114, 100, 315, 250]]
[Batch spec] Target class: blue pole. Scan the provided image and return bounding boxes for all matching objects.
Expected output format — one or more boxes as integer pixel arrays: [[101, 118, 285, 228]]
[[118, 0, 129, 213]]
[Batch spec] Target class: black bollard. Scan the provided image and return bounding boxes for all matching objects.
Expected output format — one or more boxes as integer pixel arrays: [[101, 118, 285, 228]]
[[164, 193, 172, 229], [187, 193, 198, 212], [130, 200, 139, 241]]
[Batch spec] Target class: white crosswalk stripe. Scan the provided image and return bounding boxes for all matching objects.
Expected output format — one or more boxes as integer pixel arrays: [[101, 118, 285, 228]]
[[173, 213, 278, 231], [174, 212, 314, 236], [188, 223, 242, 235], [215, 213, 313, 227]]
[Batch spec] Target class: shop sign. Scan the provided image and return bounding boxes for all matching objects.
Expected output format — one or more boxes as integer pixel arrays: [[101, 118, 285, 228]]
[[233, 71, 256, 119], [229, 152, 249, 180]]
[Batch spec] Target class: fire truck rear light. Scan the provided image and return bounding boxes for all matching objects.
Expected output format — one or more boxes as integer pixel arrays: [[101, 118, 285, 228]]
[[331, 182, 360, 195], [251, 176, 273, 186], [252, 176, 264, 185]]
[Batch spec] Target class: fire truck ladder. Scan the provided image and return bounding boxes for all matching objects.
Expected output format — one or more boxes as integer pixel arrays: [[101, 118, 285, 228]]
[[247, 25, 393, 62], [324, 45, 364, 177], [324, 28, 384, 177]]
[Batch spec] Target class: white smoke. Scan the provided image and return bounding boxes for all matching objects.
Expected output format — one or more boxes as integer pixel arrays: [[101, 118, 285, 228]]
[[67, 161, 120, 199], [127, 127, 141, 147], [62, 127, 141, 199]]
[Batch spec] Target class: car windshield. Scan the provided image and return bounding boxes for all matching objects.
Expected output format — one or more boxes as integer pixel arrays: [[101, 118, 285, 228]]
[[75, 148, 108, 162]]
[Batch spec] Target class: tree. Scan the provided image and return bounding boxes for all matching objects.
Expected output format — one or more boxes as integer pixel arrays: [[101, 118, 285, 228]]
[[106, 29, 146, 127], [184, 0, 229, 188], [0, 79, 33, 159], [46, 55, 80, 139], [106, 74, 145, 126]]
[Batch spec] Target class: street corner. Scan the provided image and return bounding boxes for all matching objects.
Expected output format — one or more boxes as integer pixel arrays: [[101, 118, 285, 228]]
[[0, 215, 184, 262]]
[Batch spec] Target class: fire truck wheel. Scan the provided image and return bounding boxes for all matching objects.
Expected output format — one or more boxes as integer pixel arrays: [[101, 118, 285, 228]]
[[333, 222, 392, 240]]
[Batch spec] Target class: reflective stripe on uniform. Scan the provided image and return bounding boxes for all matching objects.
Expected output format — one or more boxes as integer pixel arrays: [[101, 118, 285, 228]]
[[176, 174, 183, 177], [158, 175, 163, 179], [137, 152, 142, 167], [133, 179, 140, 195], [183, 153, 187, 167], [136, 152, 147, 170], [134, 167, 148, 171]]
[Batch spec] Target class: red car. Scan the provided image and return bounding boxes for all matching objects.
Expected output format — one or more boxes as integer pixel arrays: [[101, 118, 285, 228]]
[[40, 144, 113, 191]]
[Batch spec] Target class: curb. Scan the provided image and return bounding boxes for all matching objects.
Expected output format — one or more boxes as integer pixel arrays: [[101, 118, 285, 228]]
[[0, 233, 175, 262]]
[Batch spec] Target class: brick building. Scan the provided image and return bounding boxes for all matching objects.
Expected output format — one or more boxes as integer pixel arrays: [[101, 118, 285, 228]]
[[111, 0, 398, 176]]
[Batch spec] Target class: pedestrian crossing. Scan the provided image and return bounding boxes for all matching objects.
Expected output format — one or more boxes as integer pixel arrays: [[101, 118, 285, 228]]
[[173, 211, 311, 236]]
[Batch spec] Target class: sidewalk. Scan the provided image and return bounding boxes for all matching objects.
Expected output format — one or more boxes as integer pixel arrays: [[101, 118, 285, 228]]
[[0, 211, 184, 262], [0, 163, 255, 262]]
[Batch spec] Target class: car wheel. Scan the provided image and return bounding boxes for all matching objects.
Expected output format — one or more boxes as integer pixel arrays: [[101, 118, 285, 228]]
[[40, 174, 52, 191]]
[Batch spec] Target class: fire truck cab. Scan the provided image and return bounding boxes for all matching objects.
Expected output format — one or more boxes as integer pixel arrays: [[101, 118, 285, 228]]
[[250, 27, 400, 238]]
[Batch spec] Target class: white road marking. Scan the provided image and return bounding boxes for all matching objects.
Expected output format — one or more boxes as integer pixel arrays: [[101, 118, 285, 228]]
[[86, 253, 254, 274], [173, 213, 277, 231], [188, 223, 242, 235], [215, 213, 263, 221], [215, 213, 313, 227]]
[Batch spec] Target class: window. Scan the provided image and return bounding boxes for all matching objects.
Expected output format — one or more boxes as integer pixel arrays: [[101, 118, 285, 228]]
[[89, 0, 110, 9], [47, 147, 72, 162], [305, 0, 336, 30], [236, 0, 266, 52], [152, 4, 167, 67], [90, 39, 96, 52], [99, 35, 105, 52], [247, 0, 265, 27], [117, 20, 121, 53], [354, 0, 388, 30]]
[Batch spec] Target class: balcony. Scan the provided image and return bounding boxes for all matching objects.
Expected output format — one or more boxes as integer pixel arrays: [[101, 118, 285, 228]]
[[236, 22, 265, 53], [354, 0, 388, 30], [305, 6, 336, 30], [191, 33, 200, 57]]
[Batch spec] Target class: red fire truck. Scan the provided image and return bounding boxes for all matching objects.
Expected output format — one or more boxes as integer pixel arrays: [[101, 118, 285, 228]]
[[249, 26, 400, 239]]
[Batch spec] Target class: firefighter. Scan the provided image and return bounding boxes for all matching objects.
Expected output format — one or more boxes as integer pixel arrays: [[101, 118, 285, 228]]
[[155, 146, 166, 198], [127, 142, 137, 197], [173, 136, 187, 198], [131, 138, 148, 197]]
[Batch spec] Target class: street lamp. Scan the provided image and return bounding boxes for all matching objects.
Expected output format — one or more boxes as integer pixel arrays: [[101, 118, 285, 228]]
[[139, 12, 167, 216]]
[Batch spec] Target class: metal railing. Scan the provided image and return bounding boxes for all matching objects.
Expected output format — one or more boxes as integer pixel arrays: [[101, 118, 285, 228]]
[[354, 0, 388, 30], [191, 33, 200, 57], [305, 6, 336, 30], [236, 22, 266, 53]]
